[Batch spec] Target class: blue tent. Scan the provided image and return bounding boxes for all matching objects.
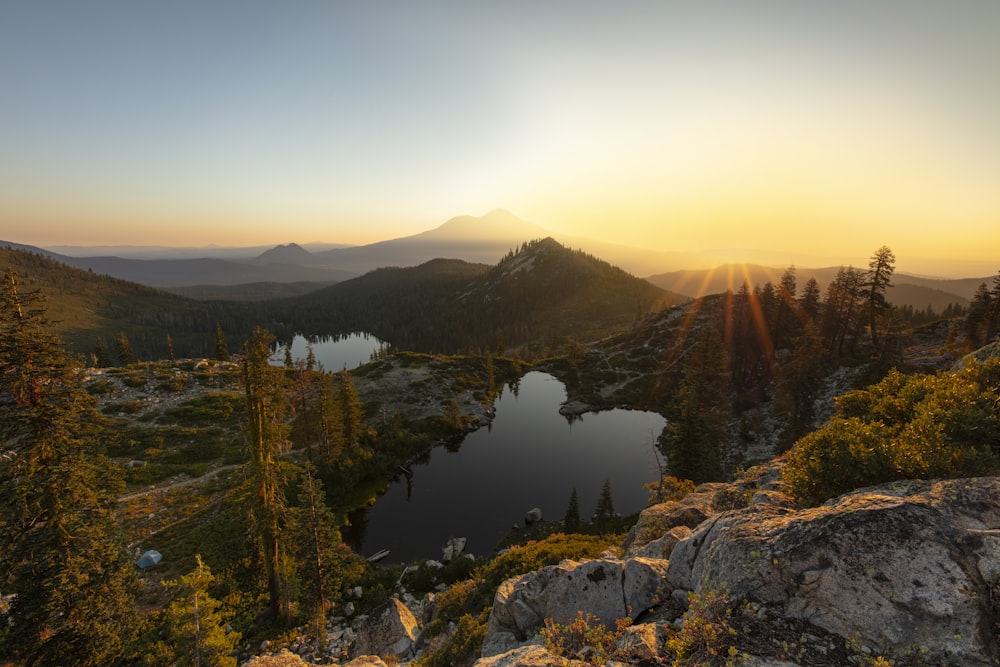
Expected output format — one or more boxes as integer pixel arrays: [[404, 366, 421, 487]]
[[136, 550, 162, 569]]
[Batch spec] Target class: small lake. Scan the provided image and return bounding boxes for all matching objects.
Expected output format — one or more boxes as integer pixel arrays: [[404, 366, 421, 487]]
[[344, 371, 667, 563], [272, 333, 385, 371]]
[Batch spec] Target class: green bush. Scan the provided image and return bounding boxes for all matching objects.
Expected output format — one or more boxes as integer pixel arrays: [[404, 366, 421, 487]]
[[784, 359, 1000, 507]]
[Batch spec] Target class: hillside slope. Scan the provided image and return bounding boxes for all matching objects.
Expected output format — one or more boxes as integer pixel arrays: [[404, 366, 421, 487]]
[[275, 238, 685, 354]]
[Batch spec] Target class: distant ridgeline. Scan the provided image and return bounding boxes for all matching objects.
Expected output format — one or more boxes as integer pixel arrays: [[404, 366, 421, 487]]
[[1, 239, 686, 360]]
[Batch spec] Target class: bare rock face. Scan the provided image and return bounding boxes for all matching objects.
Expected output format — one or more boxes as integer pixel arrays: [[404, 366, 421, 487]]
[[667, 478, 1000, 667], [349, 598, 420, 659], [482, 557, 667, 658]]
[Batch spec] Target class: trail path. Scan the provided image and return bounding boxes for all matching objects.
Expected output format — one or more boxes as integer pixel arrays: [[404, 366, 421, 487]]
[[118, 464, 242, 503]]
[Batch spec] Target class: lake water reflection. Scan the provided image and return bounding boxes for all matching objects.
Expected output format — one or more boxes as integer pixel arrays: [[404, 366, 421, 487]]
[[272, 333, 384, 371], [345, 371, 666, 563]]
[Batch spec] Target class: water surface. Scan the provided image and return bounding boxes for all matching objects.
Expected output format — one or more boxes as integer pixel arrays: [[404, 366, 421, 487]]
[[345, 371, 666, 562]]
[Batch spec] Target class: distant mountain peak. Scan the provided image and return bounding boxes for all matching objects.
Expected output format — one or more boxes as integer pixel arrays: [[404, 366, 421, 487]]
[[255, 242, 312, 265], [418, 210, 551, 242]]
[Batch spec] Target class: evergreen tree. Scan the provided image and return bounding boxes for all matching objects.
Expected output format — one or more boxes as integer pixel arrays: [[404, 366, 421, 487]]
[[594, 479, 615, 529], [661, 325, 730, 484], [562, 487, 581, 532], [864, 246, 896, 351], [336, 368, 364, 450], [986, 270, 1000, 343], [798, 277, 822, 322], [167, 332, 176, 361], [291, 364, 342, 467], [774, 321, 826, 449], [242, 326, 291, 621], [0, 269, 139, 665], [287, 464, 363, 640], [94, 335, 112, 367], [114, 329, 137, 365], [966, 283, 992, 348], [214, 323, 230, 362], [163, 555, 240, 667]]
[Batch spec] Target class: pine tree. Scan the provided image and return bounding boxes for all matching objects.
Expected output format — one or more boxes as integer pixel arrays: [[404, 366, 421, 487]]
[[594, 479, 616, 529], [0, 269, 139, 664], [214, 323, 230, 362], [336, 368, 364, 450], [94, 335, 112, 367], [163, 555, 240, 667], [287, 464, 363, 640], [966, 283, 992, 348], [798, 277, 822, 322], [661, 325, 730, 484], [774, 321, 826, 449], [865, 246, 896, 351], [114, 329, 137, 365], [563, 487, 581, 532], [242, 326, 291, 621]]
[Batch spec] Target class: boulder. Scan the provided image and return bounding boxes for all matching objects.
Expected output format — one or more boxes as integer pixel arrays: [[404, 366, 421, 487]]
[[524, 507, 543, 525], [620, 483, 725, 556], [474, 644, 589, 666], [483, 557, 668, 657], [349, 598, 420, 659], [443, 536, 467, 562], [667, 478, 1000, 666]]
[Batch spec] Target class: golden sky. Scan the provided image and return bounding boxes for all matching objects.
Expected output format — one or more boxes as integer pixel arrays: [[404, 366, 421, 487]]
[[1, 1, 997, 276]]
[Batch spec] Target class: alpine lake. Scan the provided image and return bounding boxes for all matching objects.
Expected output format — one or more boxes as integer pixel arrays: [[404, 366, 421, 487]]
[[277, 334, 668, 564]]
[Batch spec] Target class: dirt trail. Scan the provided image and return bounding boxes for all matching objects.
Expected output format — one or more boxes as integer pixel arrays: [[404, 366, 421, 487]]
[[118, 464, 241, 503]]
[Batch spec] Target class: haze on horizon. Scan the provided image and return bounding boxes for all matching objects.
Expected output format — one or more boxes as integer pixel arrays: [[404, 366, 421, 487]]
[[2, 1, 998, 278]]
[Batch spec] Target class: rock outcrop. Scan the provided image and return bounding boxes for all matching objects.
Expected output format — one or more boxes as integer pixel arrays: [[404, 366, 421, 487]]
[[479, 467, 1000, 666], [482, 556, 669, 657], [349, 598, 420, 660], [667, 477, 1000, 666]]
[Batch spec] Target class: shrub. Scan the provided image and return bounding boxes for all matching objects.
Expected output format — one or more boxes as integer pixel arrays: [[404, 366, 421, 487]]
[[783, 359, 1000, 507], [478, 533, 616, 591], [664, 590, 750, 667], [541, 611, 632, 664]]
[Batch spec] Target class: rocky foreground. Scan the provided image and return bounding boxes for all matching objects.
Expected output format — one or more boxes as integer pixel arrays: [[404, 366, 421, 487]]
[[246, 459, 1000, 666]]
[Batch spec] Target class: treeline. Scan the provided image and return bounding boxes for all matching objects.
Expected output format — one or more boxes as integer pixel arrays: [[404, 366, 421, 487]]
[[658, 247, 1000, 484]]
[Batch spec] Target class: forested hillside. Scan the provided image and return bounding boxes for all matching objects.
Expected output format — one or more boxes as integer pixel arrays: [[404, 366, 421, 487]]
[[0, 246, 251, 359], [273, 239, 684, 354]]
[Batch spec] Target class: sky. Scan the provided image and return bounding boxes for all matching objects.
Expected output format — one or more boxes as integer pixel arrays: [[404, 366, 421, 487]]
[[1, 1, 998, 276]]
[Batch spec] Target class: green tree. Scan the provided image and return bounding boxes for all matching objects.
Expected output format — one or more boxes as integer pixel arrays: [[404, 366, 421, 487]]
[[864, 245, 896, 351], [287, 464, 364, 640], [0, 269, 139, 665], [94, 335, 112, 367], [290, 363, 342, 467], [967, 282, 992, 348], [214, 322, 230, 362], [242, 326, 291, 621], [114, 329, 137, 365], [774, 321, 826, 449], [336, 368, 364, 450], [798, 276, 821, 322], [662, 326, 730, 483], [563, 487, 581, 532], [594, 479, 616, 529], [163, 555, 240, 667]]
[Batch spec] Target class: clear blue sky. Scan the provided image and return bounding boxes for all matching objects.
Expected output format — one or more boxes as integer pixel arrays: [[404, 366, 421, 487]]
[[2, 1, 998, 275]]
